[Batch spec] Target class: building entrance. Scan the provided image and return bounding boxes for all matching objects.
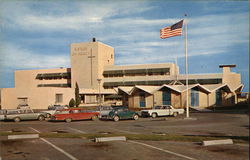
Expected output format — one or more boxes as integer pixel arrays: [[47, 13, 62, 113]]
[[191, 88, 199, 107]]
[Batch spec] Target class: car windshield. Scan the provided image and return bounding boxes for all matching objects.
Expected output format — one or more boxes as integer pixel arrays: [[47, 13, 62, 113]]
[[48, 105, 66, 110], [154, 106, 162, 109]]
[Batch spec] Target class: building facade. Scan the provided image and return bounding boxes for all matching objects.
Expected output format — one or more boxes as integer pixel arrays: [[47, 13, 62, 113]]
[[0, 39, 243, 110]]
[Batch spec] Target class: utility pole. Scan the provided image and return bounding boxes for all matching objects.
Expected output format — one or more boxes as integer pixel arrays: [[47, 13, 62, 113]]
[[97, 78, 102, 106]]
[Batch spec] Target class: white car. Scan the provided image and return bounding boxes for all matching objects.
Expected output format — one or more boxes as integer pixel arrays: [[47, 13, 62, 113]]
[[95, 106, 113, 118], [42, 105, 68, 118], [0, 110, 7, 121], [141, 105, 184, 118]]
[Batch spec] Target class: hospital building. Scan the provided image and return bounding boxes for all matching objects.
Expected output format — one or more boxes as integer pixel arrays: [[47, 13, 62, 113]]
[[0, 39, 244, 110]]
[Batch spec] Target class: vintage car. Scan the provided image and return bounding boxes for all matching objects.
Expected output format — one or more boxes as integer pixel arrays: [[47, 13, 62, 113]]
[[4, 109, 47, 122], [141, 105, 185, 118], [95, 105, 113, 118], [41, 105, 69, 118], [108, 107, 139, 122], [0, 110, 7, 121], [50, 108, 100, 122]]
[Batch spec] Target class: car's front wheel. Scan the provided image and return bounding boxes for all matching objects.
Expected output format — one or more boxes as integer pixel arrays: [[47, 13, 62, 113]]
[[65, 118, 72, 123], [14, 117, 21, 122], [91, 115, 98, 121], [113, 115, 120, 122], [38, 115, 45, 121], [133, 114, 139, 120]]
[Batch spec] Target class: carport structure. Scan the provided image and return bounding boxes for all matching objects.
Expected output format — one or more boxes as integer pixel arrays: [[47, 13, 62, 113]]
[[117, 83, 236, 109]]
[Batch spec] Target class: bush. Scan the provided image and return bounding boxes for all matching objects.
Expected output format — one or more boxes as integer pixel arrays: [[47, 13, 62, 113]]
[[69, 98, 76, 108]]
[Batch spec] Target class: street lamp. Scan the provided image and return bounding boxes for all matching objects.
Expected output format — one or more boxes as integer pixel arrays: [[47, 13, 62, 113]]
[[97, 78, 102, 106]]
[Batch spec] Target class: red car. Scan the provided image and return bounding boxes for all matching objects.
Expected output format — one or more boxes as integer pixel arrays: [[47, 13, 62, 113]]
[[51, 108, 99, 122]]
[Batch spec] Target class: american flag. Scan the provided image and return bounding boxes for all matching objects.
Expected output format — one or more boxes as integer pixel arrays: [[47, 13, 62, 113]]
[[160, 20, 184, 39]]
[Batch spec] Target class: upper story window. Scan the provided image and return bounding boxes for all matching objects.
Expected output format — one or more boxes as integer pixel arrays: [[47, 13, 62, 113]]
[[36, 72, 71, 80], [103, 68, 170, 78]]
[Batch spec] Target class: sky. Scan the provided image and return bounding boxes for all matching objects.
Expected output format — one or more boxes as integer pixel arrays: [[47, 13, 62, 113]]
[[0, 0, 249, 92]]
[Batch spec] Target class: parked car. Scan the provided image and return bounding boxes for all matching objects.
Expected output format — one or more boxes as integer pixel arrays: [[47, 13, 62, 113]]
[[42, 105, 69, 118], [50, 108, 100, 122], [96, 105, 113, 118], [141, 105, 184, 118], [0, 110, 7, 121], [4, 109, 47, 122], [108, 107, 139, 122]]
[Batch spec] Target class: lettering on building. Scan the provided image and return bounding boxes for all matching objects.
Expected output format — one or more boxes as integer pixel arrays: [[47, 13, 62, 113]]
[[72, 47, 89, 56]]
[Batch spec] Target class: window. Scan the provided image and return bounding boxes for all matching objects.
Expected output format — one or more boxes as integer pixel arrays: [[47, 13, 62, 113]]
[[191, 88, 199, 107], [162, 89, 171, 105], [17, 97, 28, 107], [215, 89, 222, 105], [165, 106, 171, 109], [55, 94, 63, 103], [139, 92, 146, 107]]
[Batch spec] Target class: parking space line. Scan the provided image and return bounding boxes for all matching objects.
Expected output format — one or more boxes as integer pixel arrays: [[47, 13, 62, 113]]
[[67, 127, 86, 134], [29, 127, 79, 160], [29, 127, 40, 133], [128, 140, 196, 160]]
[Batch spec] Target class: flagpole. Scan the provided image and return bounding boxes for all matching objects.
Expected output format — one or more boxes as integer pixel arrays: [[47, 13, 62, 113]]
[[185, 14, 189, 118]]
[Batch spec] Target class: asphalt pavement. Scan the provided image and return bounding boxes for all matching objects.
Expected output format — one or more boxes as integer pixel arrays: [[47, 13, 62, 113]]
[[0, 112, 249, 160]]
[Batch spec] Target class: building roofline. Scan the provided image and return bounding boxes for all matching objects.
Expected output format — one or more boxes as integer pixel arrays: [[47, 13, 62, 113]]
[[219, 64, 236, 68], [154, 84, 182, 93], [180, 84, 211, 93]]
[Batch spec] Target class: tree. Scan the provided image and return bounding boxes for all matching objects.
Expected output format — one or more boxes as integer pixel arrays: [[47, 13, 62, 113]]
[[69, 98, 75, 108], [75, 82, 81, 107]]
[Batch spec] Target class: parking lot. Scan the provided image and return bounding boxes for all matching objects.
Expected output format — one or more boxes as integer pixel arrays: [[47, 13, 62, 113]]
[[0, 112, 249, 160]]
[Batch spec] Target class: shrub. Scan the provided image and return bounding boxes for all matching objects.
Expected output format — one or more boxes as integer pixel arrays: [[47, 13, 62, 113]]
[[69, 98, 76, 108]]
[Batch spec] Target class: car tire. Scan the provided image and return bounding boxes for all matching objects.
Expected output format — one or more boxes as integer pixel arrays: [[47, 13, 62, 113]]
[[65, 118, 72, 123], [173, 112, 178, 117], [46, 113, 51, 118], [14, 117, 21, 122], [152, 113, 157, 118], [91, 115, 98, 121], [133, 114, 139, 120], [38, 115, 45, 121], [113, 115, 119, 122]]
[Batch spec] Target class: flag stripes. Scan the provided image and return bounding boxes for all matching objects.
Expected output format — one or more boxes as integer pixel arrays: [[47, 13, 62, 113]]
[[160, 20, 183, 39]]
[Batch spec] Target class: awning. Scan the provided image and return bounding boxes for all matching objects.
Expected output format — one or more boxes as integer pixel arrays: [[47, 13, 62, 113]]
[[103, 70, 123, 75], [124, 69, 146, 74], [103, 82, 124, 87], [36, 72, 71, 79], [147, 68, 169, 73], [105, 94, 122, 99], [37, 84, 70, 87]]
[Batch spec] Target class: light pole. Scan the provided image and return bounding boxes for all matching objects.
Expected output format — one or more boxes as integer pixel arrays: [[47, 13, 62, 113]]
[[97, 78, 102, 106]]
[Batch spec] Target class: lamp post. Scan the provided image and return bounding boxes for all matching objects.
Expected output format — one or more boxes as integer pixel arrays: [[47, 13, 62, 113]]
[[97, 78, 102, 106]]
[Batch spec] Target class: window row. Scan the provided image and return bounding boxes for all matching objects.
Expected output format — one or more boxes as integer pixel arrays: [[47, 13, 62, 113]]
[[36, 73, 71, 80], [103, 68, 170, 78], [37, 84, 71, 88]]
